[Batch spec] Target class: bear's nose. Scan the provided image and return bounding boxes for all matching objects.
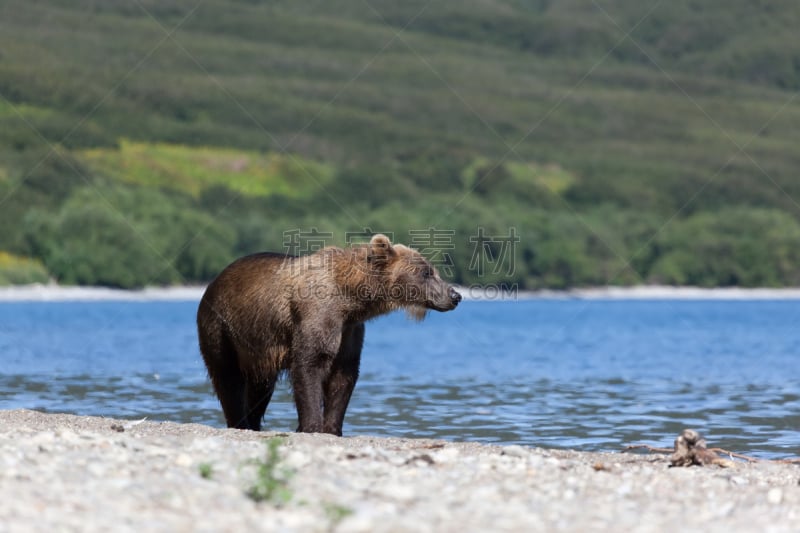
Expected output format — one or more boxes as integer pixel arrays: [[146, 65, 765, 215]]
[[449, 287, 462, 305]]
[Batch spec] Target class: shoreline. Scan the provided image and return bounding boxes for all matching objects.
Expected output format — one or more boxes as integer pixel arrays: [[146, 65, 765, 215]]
[[0, 284, 207, 302], [4, 283, 800, 302], [1, 409, 798, 532]]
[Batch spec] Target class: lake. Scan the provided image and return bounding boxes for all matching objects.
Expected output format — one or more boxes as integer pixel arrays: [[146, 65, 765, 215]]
[[0, 298, 798, 458]]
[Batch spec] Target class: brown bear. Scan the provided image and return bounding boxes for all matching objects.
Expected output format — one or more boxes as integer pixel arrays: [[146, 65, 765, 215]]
[[196, 234, 461, 435]]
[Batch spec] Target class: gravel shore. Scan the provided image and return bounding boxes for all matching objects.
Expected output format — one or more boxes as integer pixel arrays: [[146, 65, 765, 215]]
[[1, 409, 798, 532]]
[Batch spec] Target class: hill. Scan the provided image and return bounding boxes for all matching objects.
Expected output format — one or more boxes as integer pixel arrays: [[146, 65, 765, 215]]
[[2, 0, 800, 288]]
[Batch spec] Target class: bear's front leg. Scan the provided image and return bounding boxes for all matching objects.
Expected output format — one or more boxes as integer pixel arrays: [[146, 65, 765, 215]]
[[322, 323, 364, 436], [290, 365, 325, 433], [290, 326, 342, 433]]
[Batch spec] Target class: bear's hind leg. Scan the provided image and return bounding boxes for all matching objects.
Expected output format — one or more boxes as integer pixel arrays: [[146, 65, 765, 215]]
[[205, 365, 248, 429], [199, 316, 249, 430], [244, 376, 277, 431], [210, 362, 250, 430], [322, 323, 364, 436]]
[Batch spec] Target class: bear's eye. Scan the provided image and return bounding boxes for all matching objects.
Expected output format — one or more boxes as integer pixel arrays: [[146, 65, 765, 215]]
[[421, 268, 433, 279]]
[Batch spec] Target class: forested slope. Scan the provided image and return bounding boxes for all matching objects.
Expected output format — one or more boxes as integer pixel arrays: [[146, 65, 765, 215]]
[[2, 0, 800, 288]]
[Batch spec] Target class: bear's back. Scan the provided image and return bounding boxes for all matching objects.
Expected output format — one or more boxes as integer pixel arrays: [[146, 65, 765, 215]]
[[206, 251, 292, 295], [199, 252, 296, 329]]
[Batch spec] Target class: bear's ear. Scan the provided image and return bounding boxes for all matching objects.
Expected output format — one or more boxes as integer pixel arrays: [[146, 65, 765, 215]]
[[367, 233, 395, 268]]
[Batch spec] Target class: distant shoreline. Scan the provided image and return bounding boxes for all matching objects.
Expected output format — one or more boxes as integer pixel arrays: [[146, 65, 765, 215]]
[[0, 284, 207, 302], [3, 283, 800, 302]]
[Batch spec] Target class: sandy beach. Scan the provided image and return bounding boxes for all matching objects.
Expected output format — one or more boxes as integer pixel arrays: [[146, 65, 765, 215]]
[[4, 283, 800, 302], [0, 410, 798, 532]]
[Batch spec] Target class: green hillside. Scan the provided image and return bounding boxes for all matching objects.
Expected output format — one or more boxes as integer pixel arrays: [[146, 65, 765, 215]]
[[81, 141, 334, 197], [2, 0, 800, 288]]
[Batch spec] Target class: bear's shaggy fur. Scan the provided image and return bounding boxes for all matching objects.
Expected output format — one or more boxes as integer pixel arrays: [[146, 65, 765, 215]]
[[197, 234, 461, 434]]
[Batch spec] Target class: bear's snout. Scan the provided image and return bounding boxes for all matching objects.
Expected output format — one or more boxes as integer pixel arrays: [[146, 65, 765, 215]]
[[449, 287, 462, 307]]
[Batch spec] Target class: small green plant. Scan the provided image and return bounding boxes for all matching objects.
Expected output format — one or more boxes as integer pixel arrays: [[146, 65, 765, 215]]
[[323, 502, 354, 526], [198, 462, 213, 480], [245, 438, 293, 505]]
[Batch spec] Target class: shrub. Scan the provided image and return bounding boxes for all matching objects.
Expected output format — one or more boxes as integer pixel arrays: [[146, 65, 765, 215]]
[[0, 251, 50, 285]]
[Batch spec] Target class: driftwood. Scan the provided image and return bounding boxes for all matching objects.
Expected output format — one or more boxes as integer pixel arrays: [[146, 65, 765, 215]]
[[668, 429, 734, 467], [623, 429, 800, 466]]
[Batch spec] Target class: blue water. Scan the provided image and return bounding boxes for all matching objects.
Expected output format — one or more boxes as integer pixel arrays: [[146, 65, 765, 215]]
[[1, 299, 798, 458]]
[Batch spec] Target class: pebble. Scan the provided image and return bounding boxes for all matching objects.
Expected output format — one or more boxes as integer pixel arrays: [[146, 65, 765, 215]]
[[431, 447, 460, 463], [502, 445, 529, 458], [379, 483, 416, 502], [174, 453, 193, 467], [767, 488, 783, 505], [283, 450, 311, 469], [716, 502, 735, 517], [338, 512, 377, 533]]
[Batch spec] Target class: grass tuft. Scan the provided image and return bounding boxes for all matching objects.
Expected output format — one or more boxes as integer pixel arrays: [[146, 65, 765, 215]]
[[198, 462, 213, 480], [245, 438, 294, 505]]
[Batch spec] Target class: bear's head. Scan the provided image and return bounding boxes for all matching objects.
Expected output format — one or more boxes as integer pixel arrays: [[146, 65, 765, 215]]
[[365, 234, 461, 320]]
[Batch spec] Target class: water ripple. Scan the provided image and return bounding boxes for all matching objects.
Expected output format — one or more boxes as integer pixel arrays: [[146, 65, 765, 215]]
[[0, 300, 799, 458]]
